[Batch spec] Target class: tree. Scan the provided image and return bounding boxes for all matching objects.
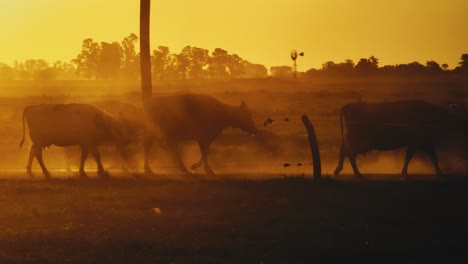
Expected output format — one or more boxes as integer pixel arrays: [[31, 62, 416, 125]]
[[270, 66, 293, 78], [72, 38, 100, 79], [227, 54, 244, 78], [152, 46, 171, 80], [242, 61, 268, 78], [355, 56, 379, 74], [426, 60, 442, 73], [98, 42, 122, 80], [0, 63, 15, 80], [209, 48, 230, 79], [185, 46, 210, 79], [122, 33, 139, 80], [459, 54, 468, 68]]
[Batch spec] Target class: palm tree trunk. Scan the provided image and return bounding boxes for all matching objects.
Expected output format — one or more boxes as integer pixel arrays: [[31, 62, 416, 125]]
[[140, 0, 152, 102]]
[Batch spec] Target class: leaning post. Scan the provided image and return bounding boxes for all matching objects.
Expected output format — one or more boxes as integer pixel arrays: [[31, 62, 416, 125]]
[[301, 115, 321, 180]]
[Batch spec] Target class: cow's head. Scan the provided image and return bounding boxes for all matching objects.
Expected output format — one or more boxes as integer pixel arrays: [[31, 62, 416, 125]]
[[233, 101, 258, 135]]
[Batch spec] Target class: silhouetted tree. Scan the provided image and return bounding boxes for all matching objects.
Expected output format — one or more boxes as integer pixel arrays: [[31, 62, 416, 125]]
[[227, 54, 244, 78], [209, 48, 230, 79], [355, 56, 379, 74], [73, 39, 100, 79], [270, 66, 293, 78], [152, 46, 171, 80], [98, 42, 122, 80], [321, 59, 354, 76], [426, 60, 442, 73], [52, 61, 78, 80], [242, 61, 268, 78], [0, 63, 15, 80], [121, 33, 139, 80], [185, 46, 210, 79], [459, 54, 468, 68]]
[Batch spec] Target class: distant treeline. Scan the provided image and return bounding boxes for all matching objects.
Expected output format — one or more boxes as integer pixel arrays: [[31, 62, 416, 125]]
[[0, 33, 467, 81]]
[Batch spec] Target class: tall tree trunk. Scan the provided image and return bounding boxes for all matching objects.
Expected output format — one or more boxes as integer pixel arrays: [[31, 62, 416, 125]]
[[140, 0, 152, 102]]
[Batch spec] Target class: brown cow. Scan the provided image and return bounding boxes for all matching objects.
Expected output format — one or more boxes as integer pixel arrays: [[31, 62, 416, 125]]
[[334, 100, 467, 178], [143, 94, 258, 176], [19, 103, 136, 178]]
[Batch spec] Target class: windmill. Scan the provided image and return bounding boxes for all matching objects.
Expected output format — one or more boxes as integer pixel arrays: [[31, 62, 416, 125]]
[[291, 50, 304, 78]]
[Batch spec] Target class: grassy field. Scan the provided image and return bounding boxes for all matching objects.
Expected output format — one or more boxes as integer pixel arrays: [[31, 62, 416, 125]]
[[0, 78, 466, 262], [0, 176, 467, 263]]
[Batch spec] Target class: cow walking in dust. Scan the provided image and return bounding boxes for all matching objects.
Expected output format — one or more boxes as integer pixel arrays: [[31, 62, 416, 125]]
[[143, 94, 258, 176], [334, 100, 467, 179], [19, 104, 136, 178]]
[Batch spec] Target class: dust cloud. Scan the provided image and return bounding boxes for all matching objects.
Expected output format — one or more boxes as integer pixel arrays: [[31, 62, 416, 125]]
[[0, 78, 466, 179]]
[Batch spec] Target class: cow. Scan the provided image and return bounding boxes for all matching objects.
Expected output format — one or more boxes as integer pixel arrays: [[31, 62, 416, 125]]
[[19, 103, 136, 178], [333, 100, 467, 178], [143, 93, 258, 176], [61, 100, 145, 172]]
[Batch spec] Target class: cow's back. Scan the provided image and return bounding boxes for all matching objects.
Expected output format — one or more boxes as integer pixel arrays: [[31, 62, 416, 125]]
[[25, 104, 111, 147], [146, 94, 231, 141]]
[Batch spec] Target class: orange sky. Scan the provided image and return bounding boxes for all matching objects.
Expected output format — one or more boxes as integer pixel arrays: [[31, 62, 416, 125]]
[[0, 0, 467, 70]]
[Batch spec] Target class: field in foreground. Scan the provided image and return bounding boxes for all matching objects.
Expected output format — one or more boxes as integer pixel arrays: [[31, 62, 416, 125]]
[[0, 175, 468, 263]]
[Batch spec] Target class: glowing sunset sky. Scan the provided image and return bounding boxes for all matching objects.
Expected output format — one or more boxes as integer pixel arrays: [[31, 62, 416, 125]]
[[0, 0, 466, 70]]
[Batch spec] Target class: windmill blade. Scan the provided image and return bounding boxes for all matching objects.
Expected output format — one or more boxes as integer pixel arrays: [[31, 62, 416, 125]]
[[291, 50, 298, 60]]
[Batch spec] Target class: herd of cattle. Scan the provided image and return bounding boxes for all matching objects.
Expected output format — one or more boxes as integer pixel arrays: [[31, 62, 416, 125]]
[[18, 93, 467, 179]]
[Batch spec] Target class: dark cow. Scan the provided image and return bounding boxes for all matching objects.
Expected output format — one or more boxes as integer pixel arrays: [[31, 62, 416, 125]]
[[334, 100, 467, 178], [19, 104, 136, 178], [143, 93, 258, 175]]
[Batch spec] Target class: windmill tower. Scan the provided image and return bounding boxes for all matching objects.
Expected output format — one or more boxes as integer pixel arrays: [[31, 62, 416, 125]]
[[291, 50, 304, 78]]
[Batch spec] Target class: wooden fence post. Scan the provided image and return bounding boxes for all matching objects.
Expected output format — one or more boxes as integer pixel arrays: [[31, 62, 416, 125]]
[[301, 115, 321, 180]]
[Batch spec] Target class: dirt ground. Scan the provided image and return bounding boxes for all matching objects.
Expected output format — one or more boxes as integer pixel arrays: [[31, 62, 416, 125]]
[[0, 175, 467, 263]]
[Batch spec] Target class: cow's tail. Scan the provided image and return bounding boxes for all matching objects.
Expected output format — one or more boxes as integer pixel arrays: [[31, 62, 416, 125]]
[[19, 108, 27, 148]]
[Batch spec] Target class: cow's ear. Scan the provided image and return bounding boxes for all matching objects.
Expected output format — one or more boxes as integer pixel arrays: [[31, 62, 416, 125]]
[[240, 101, 247, 109]]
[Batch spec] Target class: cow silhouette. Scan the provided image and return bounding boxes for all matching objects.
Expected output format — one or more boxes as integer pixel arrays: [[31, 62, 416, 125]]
[[143, 94, 257, 176], [20, 104, 136, 178], [334, 100, 467, 178]]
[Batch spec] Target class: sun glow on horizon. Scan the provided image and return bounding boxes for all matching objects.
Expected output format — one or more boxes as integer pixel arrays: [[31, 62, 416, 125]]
[[0, 0, 467, 70]]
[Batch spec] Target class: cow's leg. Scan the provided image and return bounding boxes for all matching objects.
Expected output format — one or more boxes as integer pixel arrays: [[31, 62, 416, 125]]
[[26, 145, 36, 176], [402, 147, 416, 178], [168, 141, 189, 174], [90, 147, 109, 178], [192, 140, 214, 175], [35, 147, 51, 179], [144, 137, 155, 176], [79, 146, 89, 178], [190, 140, 207, 170], [334, 144, 346, 176], [348, 154, 363, 179], [426, 147, 443, 177], [117, 145, 130, 175]]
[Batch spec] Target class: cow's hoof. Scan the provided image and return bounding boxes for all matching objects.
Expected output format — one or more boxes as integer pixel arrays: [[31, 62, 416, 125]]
[[26, 170, 33, 177], [205, 169, 216, 176], [43, 172, 52, 180], [98, 170, 110, 179], [356, 174, 367, 181], [191, 162, 202, 170], [179, 168, 191, 175], [145, 169, 156, 178], [79, 171, 88, 179]]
